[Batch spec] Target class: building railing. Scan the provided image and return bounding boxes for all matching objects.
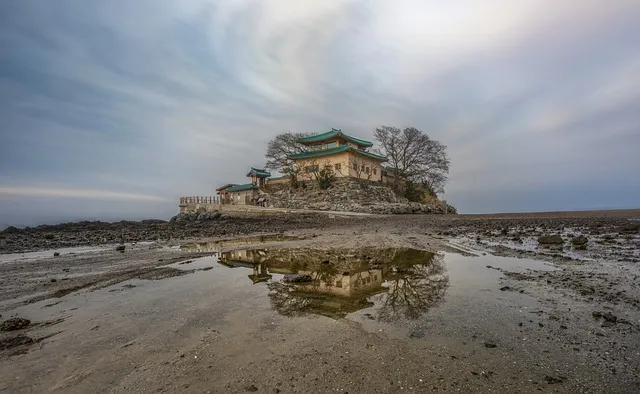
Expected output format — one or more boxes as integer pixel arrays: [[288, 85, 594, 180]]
[[179, 196, 224, 205]]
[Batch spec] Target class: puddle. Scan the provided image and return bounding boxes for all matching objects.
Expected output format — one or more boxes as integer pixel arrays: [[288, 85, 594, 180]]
[[0, 246, 112, 264], [2, 247, 556, 350], [214, 248, 554, 334], [178, 234, 298, 252]]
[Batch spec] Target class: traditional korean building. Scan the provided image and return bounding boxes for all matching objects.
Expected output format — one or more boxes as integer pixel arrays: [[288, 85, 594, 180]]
[[287, 128, 387, 182], [215, 184, 237, 204], [222, 167, 270, 205], [246, 167, 271, 188]]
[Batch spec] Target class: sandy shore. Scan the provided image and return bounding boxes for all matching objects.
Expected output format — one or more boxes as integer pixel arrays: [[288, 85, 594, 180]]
[[1, 210, 639, 393]]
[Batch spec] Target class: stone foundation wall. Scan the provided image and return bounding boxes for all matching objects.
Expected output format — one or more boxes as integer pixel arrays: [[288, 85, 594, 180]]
[[266, 178, 456, 214]]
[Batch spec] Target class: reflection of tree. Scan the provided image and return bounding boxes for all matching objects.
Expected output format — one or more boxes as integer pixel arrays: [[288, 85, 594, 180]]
[[376, 253, 449, 322], [267, 281, 314, 317]]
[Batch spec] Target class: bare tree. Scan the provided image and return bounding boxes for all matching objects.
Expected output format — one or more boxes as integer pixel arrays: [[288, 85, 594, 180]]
[[298, 159, 336, 189], [421, 171, 447, 197], [265, 132, 309, 173], [346, 154, 375, 187], [374, 126, 450, 195]]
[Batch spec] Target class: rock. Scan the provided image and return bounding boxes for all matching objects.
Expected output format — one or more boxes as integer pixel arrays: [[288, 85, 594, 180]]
[[115, 245, 126, 252], [544, 376, 564, 384], [53, 252, 60, 257], [1, 226, 21, 234], [0, 334, 34, 350], [602, 312, 617, 323], [571, 235, 588, 246], [0, 317, 31, 331], [283, 274, 313, 283], [484, 340, 497, 348], [245, 385, 258, 392], [538, 235, 564, 245], [499, 286, 512, 291]]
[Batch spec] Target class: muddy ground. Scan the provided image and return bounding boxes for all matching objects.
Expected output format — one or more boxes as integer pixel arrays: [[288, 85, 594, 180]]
[[1, 210, 639, 393]]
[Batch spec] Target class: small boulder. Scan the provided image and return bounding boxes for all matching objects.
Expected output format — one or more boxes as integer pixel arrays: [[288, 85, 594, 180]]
[[571, 236, 588, 246], [0, 317, 31, 332], [484, 340, 497, 348], [538, 235, 564, 245], [115, 245, 126, 252], [53, 252, 60, 257]]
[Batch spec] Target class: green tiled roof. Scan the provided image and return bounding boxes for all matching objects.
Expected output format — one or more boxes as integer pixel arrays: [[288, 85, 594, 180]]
[[288, 145, 387, 161], [215, 183, 237, 192], [297, 128, 373, 148], [226, 183, 259, 192], [247, 167, 271, 177]]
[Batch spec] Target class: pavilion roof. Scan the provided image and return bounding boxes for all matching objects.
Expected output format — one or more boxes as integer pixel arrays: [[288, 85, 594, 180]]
[[297, 128, 373, 148]]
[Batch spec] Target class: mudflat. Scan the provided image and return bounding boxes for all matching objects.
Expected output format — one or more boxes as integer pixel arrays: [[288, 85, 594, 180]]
[[1, 210, 639, 393]]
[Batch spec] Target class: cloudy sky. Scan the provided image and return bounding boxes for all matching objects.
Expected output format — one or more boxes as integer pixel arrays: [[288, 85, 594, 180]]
[[1, 0, 639, 226]]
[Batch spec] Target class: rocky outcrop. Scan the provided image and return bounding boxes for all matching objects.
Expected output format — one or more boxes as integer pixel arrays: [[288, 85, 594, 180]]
[[266, 179, 456, 215], [169, 211, 222, 222]]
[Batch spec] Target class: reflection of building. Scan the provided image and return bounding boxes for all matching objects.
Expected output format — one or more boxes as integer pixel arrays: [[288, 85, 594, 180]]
[[217, 248, 448, 320], [219, 250, 385, 296], [295, 268, 385, 298], [218, 249, 391, 317], [219, 250, 272, 284]]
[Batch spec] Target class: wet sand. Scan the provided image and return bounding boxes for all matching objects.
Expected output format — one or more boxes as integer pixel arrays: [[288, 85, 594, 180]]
[[1, 211, 639, 393]]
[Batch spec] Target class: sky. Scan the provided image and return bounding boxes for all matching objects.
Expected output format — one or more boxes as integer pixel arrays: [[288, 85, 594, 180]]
[[1, 0, 639, 226]]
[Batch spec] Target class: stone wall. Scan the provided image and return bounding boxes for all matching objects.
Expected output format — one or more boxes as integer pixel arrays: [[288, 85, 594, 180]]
[[266, 178, 456, 214]]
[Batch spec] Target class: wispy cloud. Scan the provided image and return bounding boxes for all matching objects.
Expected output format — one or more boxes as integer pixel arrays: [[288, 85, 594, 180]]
[[1, 0, 639, 224], [0, 187, 170, 202]]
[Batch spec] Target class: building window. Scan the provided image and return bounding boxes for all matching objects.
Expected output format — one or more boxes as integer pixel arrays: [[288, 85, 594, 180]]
[[365, 166, 370, 174], [310, 144, 323, 151], [334, 163, 342, 171], [326, 141, 338, 149], [373, 168, 377, 175], [335, 281, 342, 288], [305, 165, 319, 173]]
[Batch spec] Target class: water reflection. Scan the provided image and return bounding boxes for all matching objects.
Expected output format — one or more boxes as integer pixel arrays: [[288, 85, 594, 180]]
[[218, 248, 449, 320], [180, 234, 298, 252]]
